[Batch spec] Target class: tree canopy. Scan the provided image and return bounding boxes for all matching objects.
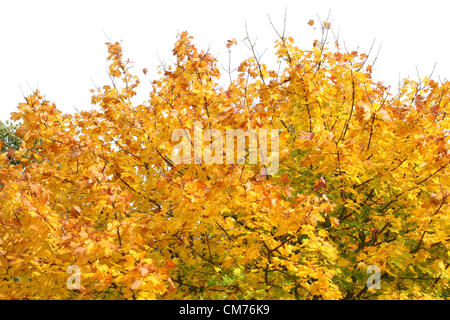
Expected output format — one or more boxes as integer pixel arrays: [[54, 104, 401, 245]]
[[0, 23, 448, 299]]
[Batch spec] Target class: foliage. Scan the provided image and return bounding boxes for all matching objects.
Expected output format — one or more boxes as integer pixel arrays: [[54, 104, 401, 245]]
[[0, 23, 448, 299], [0, 121, 21, 153]]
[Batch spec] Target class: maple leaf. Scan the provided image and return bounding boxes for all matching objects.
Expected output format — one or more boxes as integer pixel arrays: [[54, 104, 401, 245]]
[[313, 177, 327, 191], [226, 38, 237, 49], [70, 206, 82, 218], [166, 259, 176, 269], [356, 104, 372, 122]]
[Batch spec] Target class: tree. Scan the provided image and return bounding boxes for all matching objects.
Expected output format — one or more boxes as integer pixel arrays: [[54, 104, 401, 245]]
[[0, 21, 448, 299], [0, 121, 21, 152]]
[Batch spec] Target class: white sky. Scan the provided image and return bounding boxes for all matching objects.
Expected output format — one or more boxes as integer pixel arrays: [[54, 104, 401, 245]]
[[1, 0, 449, 121]]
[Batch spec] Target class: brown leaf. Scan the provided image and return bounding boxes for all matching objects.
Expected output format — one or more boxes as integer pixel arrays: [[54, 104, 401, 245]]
[[226, 38, 237, 48], [70, 206, 81, 218], [313, 177, 326, 191]]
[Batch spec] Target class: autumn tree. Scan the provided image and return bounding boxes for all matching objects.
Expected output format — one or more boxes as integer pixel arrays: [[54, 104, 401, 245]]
[[0, 20, 448, 299], [0, 121, 21, 152]]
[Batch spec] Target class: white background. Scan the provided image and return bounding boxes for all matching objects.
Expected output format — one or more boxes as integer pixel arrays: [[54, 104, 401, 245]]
[[1, 0, 449, 121]]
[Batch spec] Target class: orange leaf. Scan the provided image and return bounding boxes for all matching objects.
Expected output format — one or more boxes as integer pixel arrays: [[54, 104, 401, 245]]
[[193, 179, 207, 191], [226, 38, 237, 49], [166, 259, 176, 269], [313, 177, 326, 191], [281, 174, 289, 184], [70, 206, 81, 218]]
